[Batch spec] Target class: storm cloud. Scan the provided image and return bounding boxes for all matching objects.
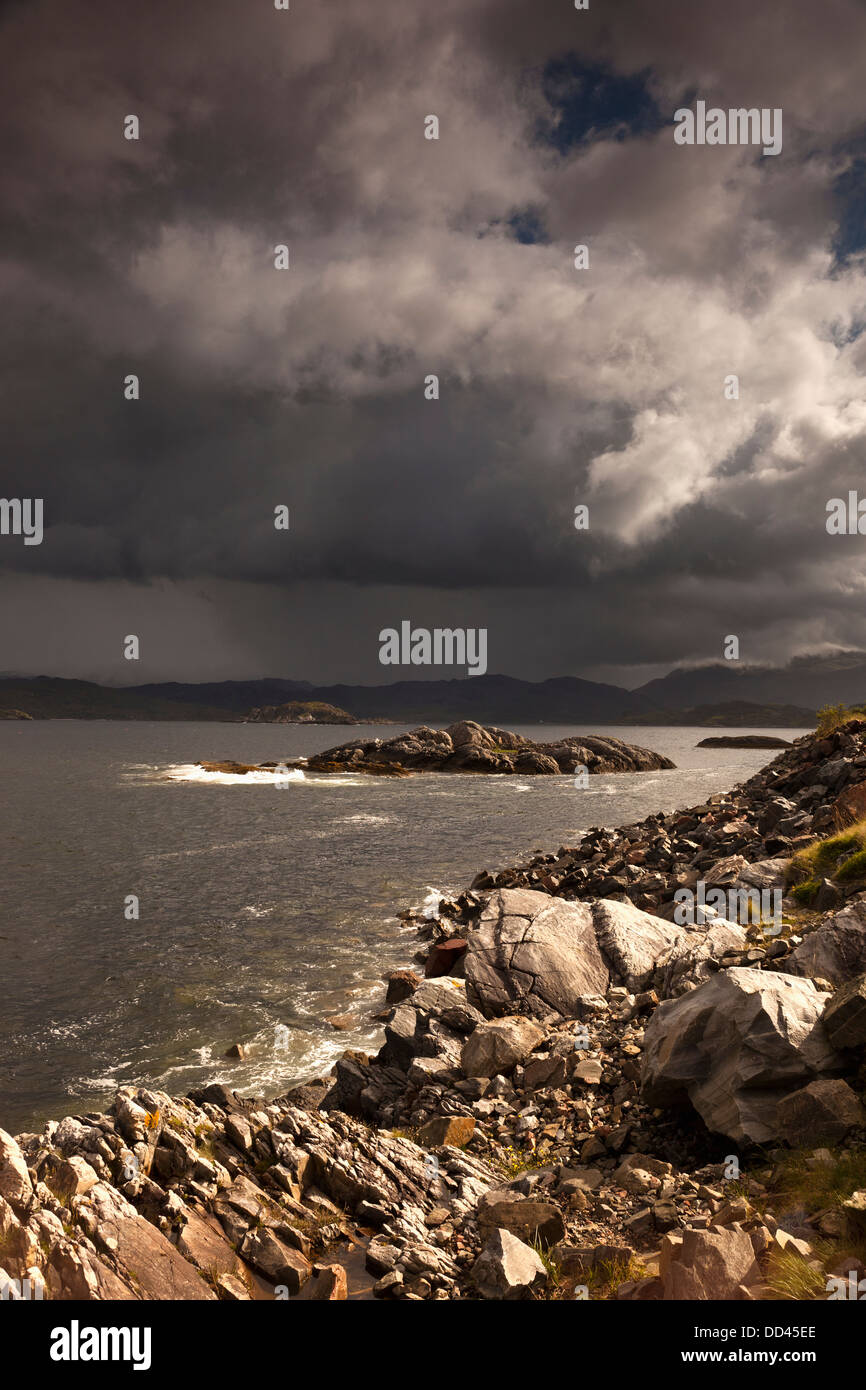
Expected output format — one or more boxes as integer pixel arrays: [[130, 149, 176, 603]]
[[2, 0, 866, 683]]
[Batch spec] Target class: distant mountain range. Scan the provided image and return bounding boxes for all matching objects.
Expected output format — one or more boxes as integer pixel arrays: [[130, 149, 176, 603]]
[[2, 652, 865, 724]]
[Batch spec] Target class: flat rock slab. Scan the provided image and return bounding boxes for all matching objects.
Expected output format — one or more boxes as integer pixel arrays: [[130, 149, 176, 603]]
[[476, 1190, 565, 1247], [177, 1208, 248, 1282], [465, 889, 609, 1017], [89, 1183, 217, 1300]]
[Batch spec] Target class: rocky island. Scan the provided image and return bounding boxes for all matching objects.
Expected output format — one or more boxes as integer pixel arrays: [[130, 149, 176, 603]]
[[4, 722, 866, 1303], [696, 734, 790, 749], [198, 720, 676, 779], [245, 701, 356, 724]]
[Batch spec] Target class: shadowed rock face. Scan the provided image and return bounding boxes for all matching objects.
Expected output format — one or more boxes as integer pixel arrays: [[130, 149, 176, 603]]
[[784, 902, 866, 986], [302, 721, 675, 776], [641, 968, 844, 1144]]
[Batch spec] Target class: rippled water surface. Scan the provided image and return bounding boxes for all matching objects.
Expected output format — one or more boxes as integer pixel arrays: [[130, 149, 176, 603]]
[[0, 720, 807, 1132]]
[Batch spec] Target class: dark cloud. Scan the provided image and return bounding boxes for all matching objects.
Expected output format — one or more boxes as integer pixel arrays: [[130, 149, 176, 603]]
[[2, 0, 866, 683]]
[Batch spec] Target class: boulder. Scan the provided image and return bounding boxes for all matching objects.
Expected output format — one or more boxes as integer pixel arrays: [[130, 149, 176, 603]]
[[641, 968, 844, 1143], [460, 1017, 546, 1078], [470, 1228, 548, 1299], [240, 1227, 311, 1293], [385, 970, 419, 1004], [834, 780, 866, 828], [775, 1079, 866, 1145], [465, 889, 609, 1018], [476, 1190, 565, 1247], [784, 902, 866, 987], [417, 1116, 476, 1149], [592, 899, 689, 992], [51, 1155, 99, 1198], [424, 939, 468, 978], [0, 1130, 33, 1213], [655, 919, 749, 997], [593, 899, 747, 994], [661, 1226, 761, 1300], [822, 974, 866, 1050]]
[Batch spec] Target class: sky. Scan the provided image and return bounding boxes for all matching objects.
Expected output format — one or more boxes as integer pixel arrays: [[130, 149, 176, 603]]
[[2, 0, 866, 687]]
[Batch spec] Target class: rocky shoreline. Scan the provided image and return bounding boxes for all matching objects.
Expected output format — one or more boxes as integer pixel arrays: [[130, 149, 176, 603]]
[[198, 720, 676, 779], [4, 723, 866, 1302]]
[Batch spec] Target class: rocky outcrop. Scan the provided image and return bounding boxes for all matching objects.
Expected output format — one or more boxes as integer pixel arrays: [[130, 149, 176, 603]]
[[641, 969, 844, 1144], [2, 1081, 504, 1303], [224, 721, 674, 778], [696, 735, 790, 748]]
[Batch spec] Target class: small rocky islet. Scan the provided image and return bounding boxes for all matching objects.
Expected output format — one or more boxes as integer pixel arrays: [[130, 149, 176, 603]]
[[198, 719, 676, 778], [696, 734, 791, 749], [6, 723, 866, 1301]]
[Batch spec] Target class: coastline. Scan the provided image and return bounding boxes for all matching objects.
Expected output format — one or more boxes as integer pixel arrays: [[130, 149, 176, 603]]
[[4, 723, 866, 1302]]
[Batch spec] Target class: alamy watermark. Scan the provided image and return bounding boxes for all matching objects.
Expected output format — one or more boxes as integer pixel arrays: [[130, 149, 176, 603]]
[[1, 1271, 44, 1300], [674, 101, 782, 157], [0, 497, 43, 545], [379, 622, 487, 677], [673, 881, 782, 930]]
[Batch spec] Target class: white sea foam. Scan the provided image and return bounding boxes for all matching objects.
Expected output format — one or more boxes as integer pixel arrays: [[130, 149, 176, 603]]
[[338, 813, 396, 826], [165, 764, 306, 785], [418, 885, 452, 919]]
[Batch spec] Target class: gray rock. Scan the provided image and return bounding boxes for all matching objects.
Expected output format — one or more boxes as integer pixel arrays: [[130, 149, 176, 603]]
[[661, 1226, 761, 1300], [784, 901, 866, 986], [593, 898, 747, 995], [476, 1189, 565, 1247], [822, 974, 866, 1050], [461, 1017, 546, 1078], [775, 1078, 866, 1145], [0, 1129, 34, 1213], [470, 1227, 548, 1299], [465, 889, 609, 1018], [592, 899, 690, 991], [641, 968, 844, 1143]]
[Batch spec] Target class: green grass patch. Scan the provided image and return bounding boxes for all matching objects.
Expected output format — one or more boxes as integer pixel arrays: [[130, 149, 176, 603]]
[[836, 849, 866, 882], [767, 1146, 866, 1214], [764, 1249, 827, 1301], [787, 821, 866, 885]]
